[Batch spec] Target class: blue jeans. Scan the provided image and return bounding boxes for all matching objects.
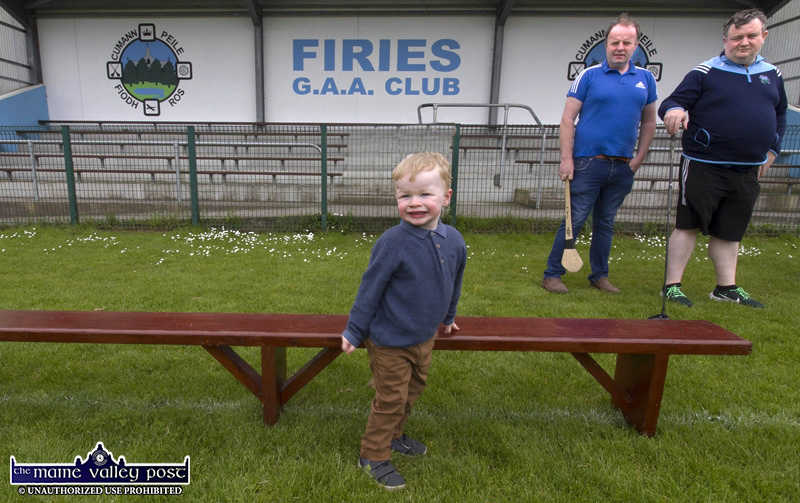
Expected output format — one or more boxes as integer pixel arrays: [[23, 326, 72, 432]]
[[544, 156, 634, 283]]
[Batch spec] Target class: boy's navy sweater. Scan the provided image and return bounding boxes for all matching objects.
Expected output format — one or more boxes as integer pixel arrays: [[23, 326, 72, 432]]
[[658, 52, 787, 166], [343, 220, 467, 348]]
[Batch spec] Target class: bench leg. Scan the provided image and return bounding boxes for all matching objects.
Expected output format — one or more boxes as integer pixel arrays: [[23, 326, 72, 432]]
[[204, 345, 263, 398], [206, 346, 342, 427], [261, 347, 287, 425], [280, 347, 343, 405], [613, 353, 669, 437]]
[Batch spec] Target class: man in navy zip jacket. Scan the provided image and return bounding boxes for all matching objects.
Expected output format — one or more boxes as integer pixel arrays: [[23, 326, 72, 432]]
[[658, 8, 787, 309]]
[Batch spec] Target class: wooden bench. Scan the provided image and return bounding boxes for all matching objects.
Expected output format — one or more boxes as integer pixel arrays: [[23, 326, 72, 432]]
[[758, 176, 800, 195], [460, 134, 544, 140], [0, 152, 345, 183], [513, 159, 671, 170], [513, 160, 800, 192], [0, 166, 343, 185], [515, 159, 558, 173], [630, 174, 800, 194], [21, 128, 350, 144], [455, 145, 540, 155], [191, 155, 345, 170], [196, 131, 350, 143], [0, 310, 751, 437]]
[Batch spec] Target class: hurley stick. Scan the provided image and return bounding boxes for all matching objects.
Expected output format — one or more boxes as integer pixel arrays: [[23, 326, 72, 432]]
[[650, 134, 678, 319], [561, 178, 583, 272]]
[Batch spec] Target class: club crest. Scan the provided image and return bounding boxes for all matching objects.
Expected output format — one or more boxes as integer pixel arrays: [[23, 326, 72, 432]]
[[106, 23, 193, 116]]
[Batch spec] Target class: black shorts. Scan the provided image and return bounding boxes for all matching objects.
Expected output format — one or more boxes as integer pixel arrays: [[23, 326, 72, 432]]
[[675, 156, 760, 242]]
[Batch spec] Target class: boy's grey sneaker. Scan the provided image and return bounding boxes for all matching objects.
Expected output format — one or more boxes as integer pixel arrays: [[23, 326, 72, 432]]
[[391, 434, 427, 456], [359, 458, 405, 491], [709, 286, 764, 309], [663, 284, 693, 307]]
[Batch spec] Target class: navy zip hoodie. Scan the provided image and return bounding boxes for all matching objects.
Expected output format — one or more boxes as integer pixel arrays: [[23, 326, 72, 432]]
[[343, 220, 466, 348], [658, 52, 787, 166]]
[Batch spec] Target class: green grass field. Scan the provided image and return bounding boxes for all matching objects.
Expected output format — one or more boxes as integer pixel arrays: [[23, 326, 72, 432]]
[[1, 226, 798, 502]]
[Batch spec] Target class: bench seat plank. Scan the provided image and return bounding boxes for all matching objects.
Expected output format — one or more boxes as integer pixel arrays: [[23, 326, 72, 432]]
[[0, 311, 749, 354], [0, 310, 751, 436], [0, 310, 347, 347], [437, 317, 751, 355]]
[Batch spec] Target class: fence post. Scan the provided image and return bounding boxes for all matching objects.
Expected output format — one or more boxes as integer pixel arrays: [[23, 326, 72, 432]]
[[173, 141, 182, 203], [61, 125, 79, 226], [187, 126, 200, 226], [27, 140, 40, 202], [450, 124, 460, 227], [320, 124, 328, 231]]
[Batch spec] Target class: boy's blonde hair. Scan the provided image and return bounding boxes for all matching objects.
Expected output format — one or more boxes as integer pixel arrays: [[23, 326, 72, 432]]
[[392, 152, 452, 190]]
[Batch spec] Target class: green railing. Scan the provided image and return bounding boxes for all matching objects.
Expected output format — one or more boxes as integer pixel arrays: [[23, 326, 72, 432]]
[[1, 122, 798, 234]]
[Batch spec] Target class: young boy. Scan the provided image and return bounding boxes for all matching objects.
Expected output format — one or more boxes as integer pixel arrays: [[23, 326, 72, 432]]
[[341, 151, 467, 491]]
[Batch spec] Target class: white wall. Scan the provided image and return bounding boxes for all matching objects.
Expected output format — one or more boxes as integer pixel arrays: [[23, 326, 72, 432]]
[[38, 17, 255, 121], [264, 16, 495, 124], [500, 16, 723, 124], [762, 0, 800, 107], [37, 15, 727, 124]]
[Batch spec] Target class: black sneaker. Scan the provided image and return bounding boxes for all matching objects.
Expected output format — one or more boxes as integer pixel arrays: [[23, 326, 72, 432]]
[[663, 283, 693, 307], [391, 434, 427, 456], [709, 286, 764, 308], [358, 459, 406, 491]]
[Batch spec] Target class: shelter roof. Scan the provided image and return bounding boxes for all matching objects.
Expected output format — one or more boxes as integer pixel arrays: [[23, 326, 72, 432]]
[[2, 0, 792, 25]]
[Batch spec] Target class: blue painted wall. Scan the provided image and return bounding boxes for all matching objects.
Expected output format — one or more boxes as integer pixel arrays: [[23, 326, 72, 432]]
[[0, 85, 50, 152], [787, 107, 800, 178]]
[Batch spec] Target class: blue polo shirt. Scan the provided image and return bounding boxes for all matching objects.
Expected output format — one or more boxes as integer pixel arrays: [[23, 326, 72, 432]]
[[343, 220, 467, 348], [569, 60, 657, 159]]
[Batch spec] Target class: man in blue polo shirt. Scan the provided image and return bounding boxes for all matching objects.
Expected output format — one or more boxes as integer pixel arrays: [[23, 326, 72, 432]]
[[542, 13, 657, 294]]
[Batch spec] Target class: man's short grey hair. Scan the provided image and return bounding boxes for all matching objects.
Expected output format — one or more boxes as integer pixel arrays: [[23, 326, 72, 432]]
[[723, 8, 768, 37], [606, 13, 641, 42]]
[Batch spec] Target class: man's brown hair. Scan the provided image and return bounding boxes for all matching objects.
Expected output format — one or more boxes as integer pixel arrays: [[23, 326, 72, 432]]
[[723, 8, 767, 37], [606, 13, 641, 42]]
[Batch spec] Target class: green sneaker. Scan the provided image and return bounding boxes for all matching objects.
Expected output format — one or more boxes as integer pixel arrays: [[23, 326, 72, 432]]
[[359, 458, 406, 491], [663, 283, 693, 307], [709, 286, 764, 309]]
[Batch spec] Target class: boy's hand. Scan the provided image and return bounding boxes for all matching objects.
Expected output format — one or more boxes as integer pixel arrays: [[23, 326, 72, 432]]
[[341, 336, 357, 354], [442, 322, 459, 335]]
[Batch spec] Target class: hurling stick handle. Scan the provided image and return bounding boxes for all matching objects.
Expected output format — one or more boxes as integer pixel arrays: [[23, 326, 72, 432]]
[[564, 179, 574, 242]]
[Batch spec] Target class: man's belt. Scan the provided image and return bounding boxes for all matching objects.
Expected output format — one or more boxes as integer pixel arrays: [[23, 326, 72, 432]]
[[594, 154, 631, 162]]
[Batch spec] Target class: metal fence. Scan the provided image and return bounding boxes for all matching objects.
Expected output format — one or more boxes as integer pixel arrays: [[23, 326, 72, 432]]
[[1, 121, 798, 234]]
